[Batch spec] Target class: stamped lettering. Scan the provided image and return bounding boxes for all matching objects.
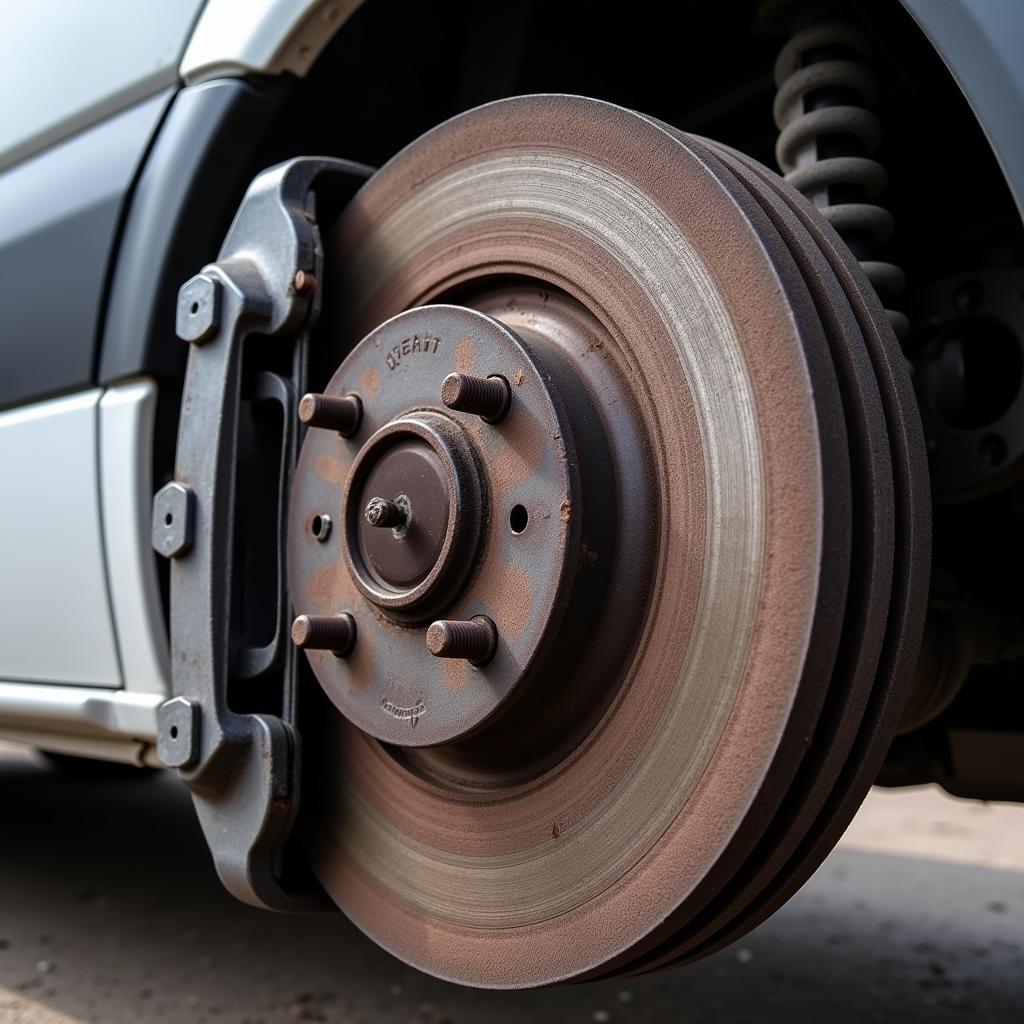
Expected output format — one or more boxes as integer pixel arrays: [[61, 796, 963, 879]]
[[385, 334, 441, 371], [381, 697, 426, 727]]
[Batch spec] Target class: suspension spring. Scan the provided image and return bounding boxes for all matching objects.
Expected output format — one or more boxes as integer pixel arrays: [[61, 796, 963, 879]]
[[773, 21, 909, 340]]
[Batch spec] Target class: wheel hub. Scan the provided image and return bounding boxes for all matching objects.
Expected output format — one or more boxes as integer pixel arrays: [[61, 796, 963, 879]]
[[288, 303, 607, 748]]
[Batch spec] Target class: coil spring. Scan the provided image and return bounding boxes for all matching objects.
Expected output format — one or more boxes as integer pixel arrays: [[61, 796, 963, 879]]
[[773, 21, 909, 340]]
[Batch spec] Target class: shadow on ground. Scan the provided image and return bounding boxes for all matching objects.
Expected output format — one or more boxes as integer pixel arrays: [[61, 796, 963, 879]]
[[0, 748, 1020, 1023]]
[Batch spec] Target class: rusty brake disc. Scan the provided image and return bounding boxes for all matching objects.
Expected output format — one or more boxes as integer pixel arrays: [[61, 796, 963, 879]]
[[285, 95, 929, 988]]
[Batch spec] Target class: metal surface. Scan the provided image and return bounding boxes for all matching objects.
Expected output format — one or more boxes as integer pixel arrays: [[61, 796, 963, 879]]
[[910, 268, 1024, 498], [156, 696, 199, 768], [98, 379, 172, 696], [440, 372, 512, 422], [99, 78, 288, 386], [426, 617, 497, 665], [160, 154, 371, 911], [291, 613, 357, 655], [603, 133, 930, 977], [900, 0, 1024, 222], [288, 94, 928, 987], [772, 21, 908, 340], [180, 0, 363, 84], [0, 91, 173, 411], [0, 391, 121, 687], [298, 392, 362, 435], [152, 483, 195, 559], [288, 304, 580, 748], [0, 0, 197, 171], [176, 273, 222, 343], [0, 683, 162, 742], [153, 90, 932, 985]]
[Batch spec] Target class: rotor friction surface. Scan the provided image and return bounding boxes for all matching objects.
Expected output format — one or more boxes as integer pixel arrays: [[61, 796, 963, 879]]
[[301, 95, 925, 988]]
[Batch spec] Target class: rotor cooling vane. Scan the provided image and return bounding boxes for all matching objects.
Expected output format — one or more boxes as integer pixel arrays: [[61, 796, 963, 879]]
[[284, 96, 930, 987]]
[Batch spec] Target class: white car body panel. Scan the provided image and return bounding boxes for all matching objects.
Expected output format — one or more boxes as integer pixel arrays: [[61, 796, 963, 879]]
[[0, 381, 168, 760], [0, 684, 161, 741], [180, 0, 363, 83], [0, 684, 162, 765], [0, 391, 121, 687], [99, 380, 171, 697], [0, 0, 205, 172]]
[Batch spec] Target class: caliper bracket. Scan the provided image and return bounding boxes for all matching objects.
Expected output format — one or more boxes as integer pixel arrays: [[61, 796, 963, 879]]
[[151, 157, 371, 911]]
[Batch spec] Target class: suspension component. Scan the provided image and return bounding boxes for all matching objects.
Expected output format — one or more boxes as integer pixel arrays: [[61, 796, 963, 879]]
[[773, 20, 909, 340]]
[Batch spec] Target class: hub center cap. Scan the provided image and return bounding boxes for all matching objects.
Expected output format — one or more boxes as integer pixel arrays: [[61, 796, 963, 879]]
[[344, 410, 481, 614]]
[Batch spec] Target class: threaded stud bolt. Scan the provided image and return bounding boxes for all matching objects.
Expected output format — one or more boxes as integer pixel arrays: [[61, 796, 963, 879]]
[[298, 392, 362, 437], [425, 616, 497, 665], [440, 373, 511, 423], [364, 496, 409, 530], [291, 613, 356, 656]]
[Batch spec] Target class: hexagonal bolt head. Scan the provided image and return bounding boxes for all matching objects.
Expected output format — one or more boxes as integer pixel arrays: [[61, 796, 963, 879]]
[[152, 482, 195, 559], [156, 697, 200, 769], [176, 273, 222, 344], [426, 616, 497, 666]]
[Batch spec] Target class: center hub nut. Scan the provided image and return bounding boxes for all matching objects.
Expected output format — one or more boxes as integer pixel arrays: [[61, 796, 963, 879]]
[[343, 410, 482, 616], [287, 304, 581, 747]]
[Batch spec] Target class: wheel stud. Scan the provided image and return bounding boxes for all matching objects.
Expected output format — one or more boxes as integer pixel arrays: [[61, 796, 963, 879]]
[[426, 616, 497, 665], [298, 392, 362, 436], [291, 613, 356, 656], [364, 496, 409, 530], [440, 373, 511, 423]]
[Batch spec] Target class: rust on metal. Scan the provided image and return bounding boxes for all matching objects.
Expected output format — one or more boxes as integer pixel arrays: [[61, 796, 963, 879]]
[[425, 616, 497, 665], [287, 304, 581, 748], [298, 392, 362, 436], [440, 372, 511, 422], [293, 268, 317, 294], [363, 496, 408, 529], [291, 613, 356, 656], [285, 94, 929, 989]]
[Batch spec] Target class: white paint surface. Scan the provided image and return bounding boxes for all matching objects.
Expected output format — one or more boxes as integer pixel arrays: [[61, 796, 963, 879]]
[[180, 0, 362, 82], [99, 380, 171, 696], [0, 391, 121, 686], [0, 0, 204, 170]]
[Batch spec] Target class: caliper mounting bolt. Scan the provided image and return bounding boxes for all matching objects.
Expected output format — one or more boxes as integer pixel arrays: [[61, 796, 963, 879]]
[[426, 616, 497, 666], [298, 392, 362, 437], [291, 613, 357, 657], [440, 373, 511, 423]]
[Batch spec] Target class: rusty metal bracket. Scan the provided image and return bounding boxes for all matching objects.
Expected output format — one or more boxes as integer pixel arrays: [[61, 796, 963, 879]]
[[151, 156, 371, 911]]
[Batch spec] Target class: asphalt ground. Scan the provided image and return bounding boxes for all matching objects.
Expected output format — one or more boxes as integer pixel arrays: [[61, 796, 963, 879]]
[[0, 741, 1021, 1023]]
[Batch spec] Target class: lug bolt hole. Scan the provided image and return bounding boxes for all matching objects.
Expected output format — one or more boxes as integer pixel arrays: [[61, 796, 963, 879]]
[[311, 513, 332, 542], [509, 504, 528, 535], [189, 301, 199, 315], [164, 512, 173, 526], [169, 725, 178, 740]]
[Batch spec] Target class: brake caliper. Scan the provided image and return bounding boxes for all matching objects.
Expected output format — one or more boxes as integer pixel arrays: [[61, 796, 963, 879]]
[[151, 158, 368, 910]]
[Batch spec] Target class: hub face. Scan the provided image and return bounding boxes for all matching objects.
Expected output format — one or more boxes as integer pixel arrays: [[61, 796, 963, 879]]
[[358, 444, 446, 588], [287, 305, 582, 747], [342, 410, 482, 614]]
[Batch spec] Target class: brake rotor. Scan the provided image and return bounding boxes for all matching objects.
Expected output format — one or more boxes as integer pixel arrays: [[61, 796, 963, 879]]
[[287, 95, 928, 987]]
